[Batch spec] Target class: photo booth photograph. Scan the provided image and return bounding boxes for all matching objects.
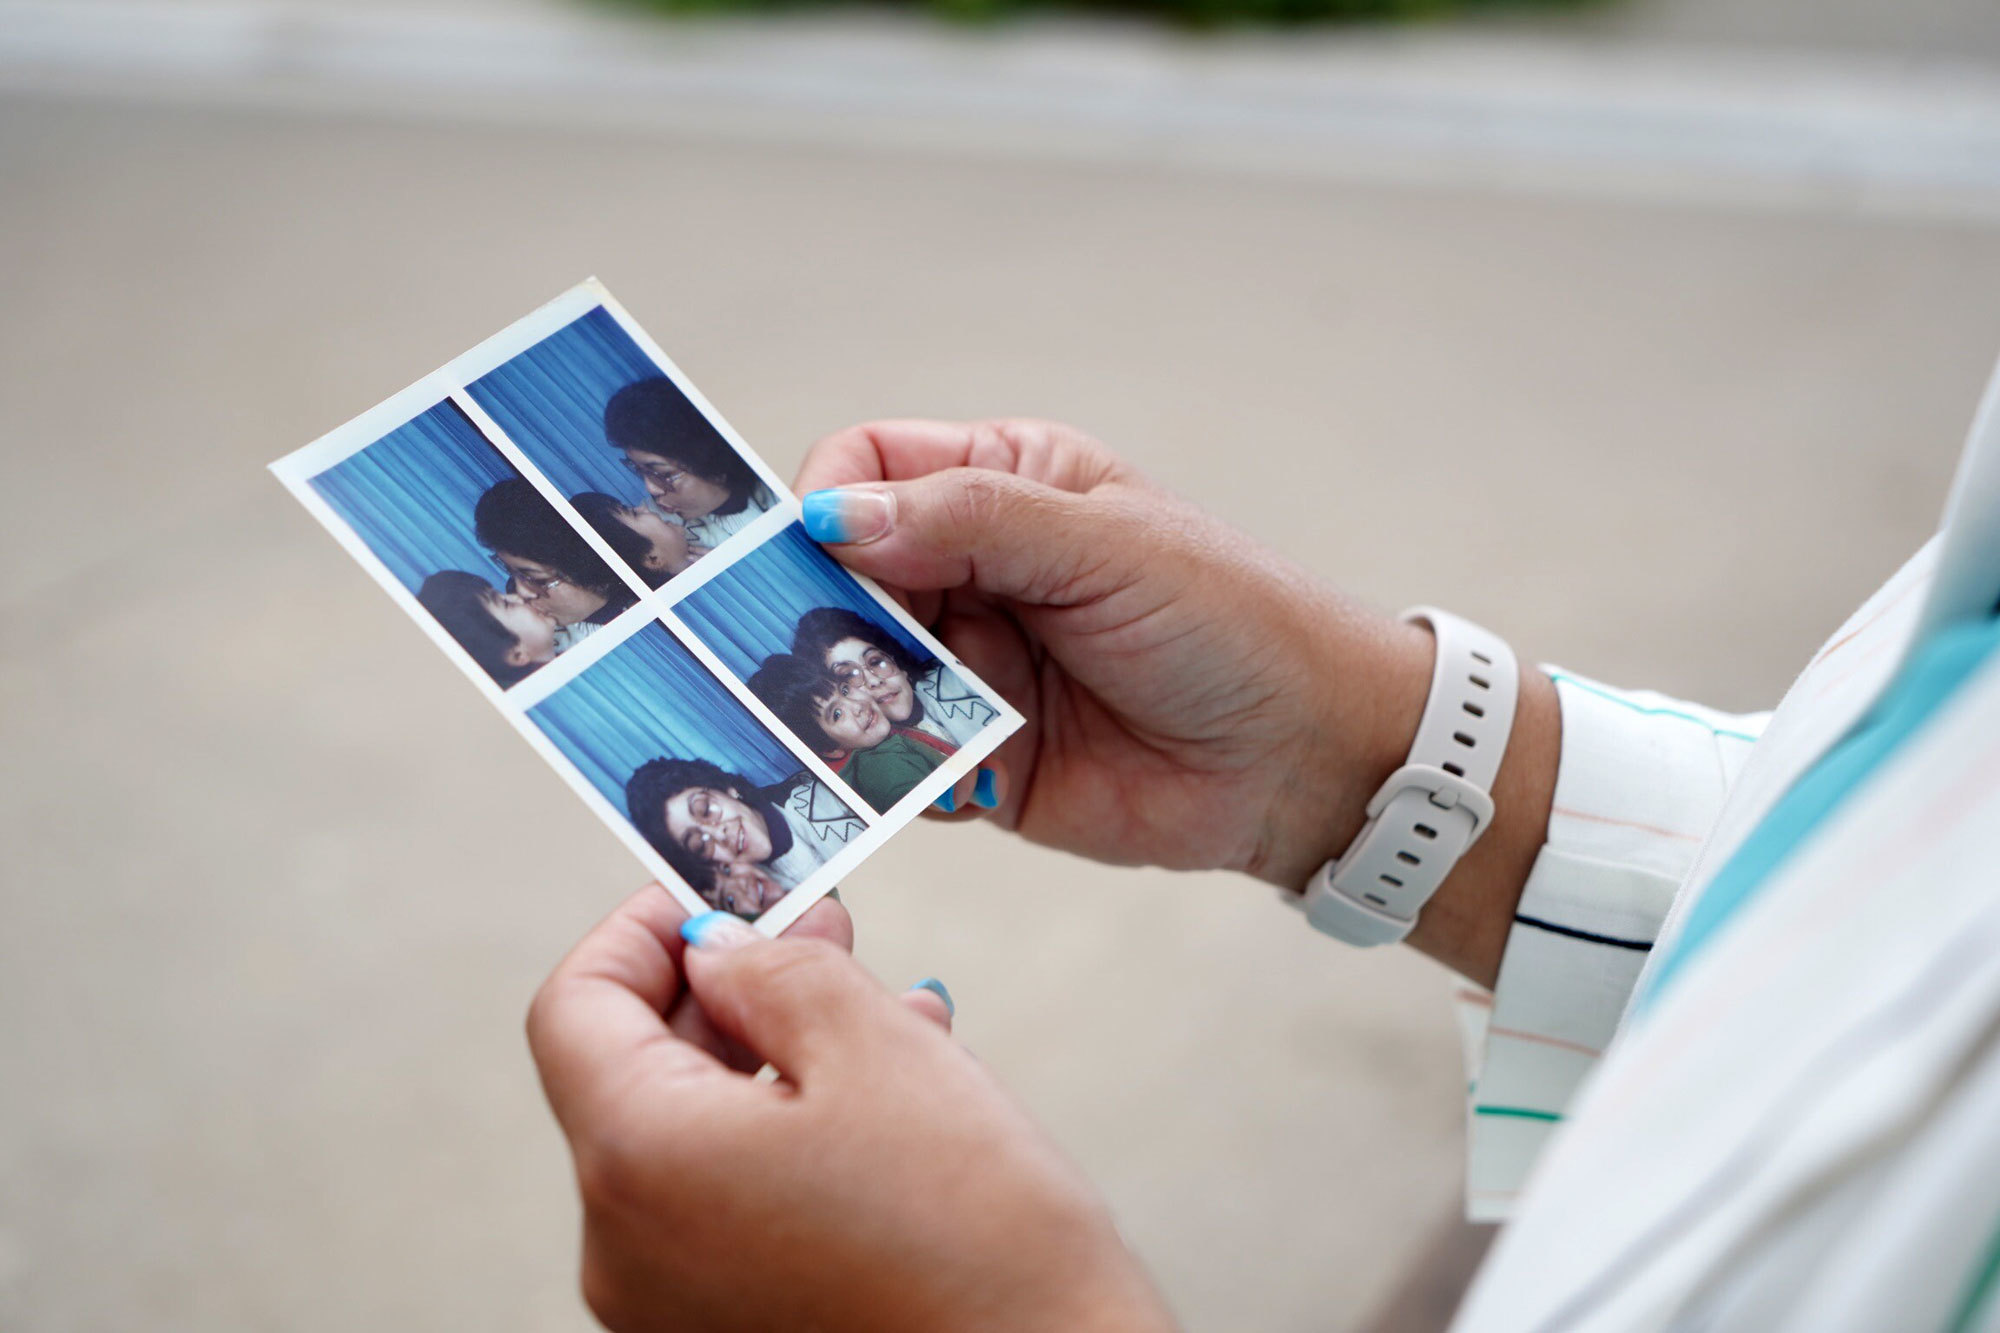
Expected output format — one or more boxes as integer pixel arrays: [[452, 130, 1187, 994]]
[[527, 621, 864, 919], [466, 307, 776, 582], [308, 400, 611, 689], [677, 523, 1002, 814]]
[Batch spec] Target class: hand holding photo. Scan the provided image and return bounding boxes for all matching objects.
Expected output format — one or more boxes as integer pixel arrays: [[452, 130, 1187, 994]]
[[271, 280, 1021, 933]]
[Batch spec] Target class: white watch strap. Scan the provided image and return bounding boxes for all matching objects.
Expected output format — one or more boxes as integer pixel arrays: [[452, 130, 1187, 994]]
[[1295, 607, 1520, 947]]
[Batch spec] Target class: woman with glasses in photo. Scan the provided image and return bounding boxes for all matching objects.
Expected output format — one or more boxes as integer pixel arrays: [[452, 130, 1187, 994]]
[[473, 478, 636, 651], [624, 756, 862, 918], [604, 377, 775, 555], [793, 605, 999, 748]]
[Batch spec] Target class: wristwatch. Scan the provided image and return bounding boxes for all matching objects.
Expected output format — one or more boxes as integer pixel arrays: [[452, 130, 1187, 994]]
[[1289, 607, 1520, 947]]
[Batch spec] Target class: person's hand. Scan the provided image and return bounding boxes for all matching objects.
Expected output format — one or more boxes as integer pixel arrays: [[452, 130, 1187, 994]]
[[797, 419, 1436, 889], [527, 886, 1176, 1333], [797, 420, 1559, 987]]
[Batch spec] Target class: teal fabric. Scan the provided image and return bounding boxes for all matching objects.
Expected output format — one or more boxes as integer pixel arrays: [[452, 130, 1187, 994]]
[[1640, 612, 2000, 1009]]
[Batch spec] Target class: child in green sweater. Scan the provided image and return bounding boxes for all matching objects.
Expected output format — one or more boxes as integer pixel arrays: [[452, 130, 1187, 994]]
[[747, 653, 956, 815]]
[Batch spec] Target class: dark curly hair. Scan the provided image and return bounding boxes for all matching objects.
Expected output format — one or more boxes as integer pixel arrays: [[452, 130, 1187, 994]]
[[625, 756, 792, 888], [745, 653, 846, 756], [603, 377, 762, 517], [791, 606, 940, 729], [472, 479, 633, 611], [791, 607, 934, 678]]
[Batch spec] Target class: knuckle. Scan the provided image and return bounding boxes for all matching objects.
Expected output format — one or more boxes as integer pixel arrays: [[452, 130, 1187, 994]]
[[729, 939, 861, 1041], [579, 1249, 631, 1330], [996, 416, 1125, 488], [994, 417, 1057, 462], [934, 467, 1014, 532], [570, 1102, 662, 1220], [572, 1137, 634, 1217], [745, 936, 849, 995], [523, 979, 560, 1055]]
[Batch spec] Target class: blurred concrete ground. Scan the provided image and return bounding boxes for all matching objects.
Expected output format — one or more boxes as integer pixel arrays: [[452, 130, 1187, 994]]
[[3, 1, 2000, 1330]]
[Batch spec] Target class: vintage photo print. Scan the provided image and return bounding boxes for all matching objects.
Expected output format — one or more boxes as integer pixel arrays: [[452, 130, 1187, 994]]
[[275, 279, 1023, 934], [529, 621, 867, 923], [465, 306, 778, 587], [304, 399, 637, 688], [676, 523, 1006, 817]]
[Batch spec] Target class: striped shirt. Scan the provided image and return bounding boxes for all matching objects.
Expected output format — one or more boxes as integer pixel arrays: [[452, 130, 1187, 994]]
[[1448, 360, 2000, 1331]]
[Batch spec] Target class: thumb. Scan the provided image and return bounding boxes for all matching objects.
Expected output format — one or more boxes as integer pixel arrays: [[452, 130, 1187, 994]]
[[801, 468, 1125, 605], [677, 911, 909, 1083]]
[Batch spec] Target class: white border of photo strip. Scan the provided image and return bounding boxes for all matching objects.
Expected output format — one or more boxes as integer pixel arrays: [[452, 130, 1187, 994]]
[[270, 278, 1024, 937]]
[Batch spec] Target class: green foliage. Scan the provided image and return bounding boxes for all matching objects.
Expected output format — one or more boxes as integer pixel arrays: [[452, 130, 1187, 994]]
[[604, 0, 1606, 27]]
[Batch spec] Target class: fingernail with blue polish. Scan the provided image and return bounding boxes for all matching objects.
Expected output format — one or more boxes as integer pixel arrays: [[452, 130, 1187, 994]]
[[972, 768, 999, 810], [680, 910, 756, 950], [932, 786, 958, 813], [910, 977, 955, 1018], [801, 487, 895, 546]]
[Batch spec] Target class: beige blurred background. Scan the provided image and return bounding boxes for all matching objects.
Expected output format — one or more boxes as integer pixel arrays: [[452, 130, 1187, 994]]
[[4, 0, 2000, 1328]]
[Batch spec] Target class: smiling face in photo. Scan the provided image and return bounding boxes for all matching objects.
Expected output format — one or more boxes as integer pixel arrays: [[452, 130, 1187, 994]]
[[496, 551, 607, 627], [708, 861, 789, 918], [824, 636, 915, 724], [816, 681, 892, 754], [663, 784, 773, 866], [623, 446, 732, 521]]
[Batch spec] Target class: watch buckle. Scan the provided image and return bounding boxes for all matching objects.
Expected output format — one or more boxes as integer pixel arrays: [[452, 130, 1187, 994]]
[[1362, 763, 1497, 846]]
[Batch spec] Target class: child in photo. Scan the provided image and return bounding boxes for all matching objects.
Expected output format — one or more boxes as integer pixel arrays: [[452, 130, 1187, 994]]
[[603, 378, 775, 552], [415, 570, 558, 688], [625, 757, 855, 911], [699, 861, 790, 921], [747, 653, 955, 814], [474, 479, 636, 650], [570, 491, 695, 589], [792, 606, 1000, 749]]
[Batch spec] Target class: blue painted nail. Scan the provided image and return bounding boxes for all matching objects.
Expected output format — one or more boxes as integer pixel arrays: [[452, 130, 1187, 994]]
[[801, 488, 894, 545], [932, 786, 958, 813], [910, 977, 955, 1018], [972, 768, 999, 809], [680, 910, 754, 950]]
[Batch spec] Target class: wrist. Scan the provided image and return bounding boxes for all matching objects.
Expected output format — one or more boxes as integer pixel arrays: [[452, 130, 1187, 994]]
[[1253, 601, 1559, 989], [1406, 661, 1558, 987], [1248, 600, 1434, 894]]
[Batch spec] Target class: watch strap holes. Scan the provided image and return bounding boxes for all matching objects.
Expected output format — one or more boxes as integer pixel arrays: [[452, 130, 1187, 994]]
[[1463, 701, 1485, 718], [1414, 823, 1438, 839]]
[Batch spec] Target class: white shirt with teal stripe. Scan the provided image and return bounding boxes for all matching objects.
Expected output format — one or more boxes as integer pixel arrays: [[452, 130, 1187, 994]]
[[1450, 361, 2000, 1333]]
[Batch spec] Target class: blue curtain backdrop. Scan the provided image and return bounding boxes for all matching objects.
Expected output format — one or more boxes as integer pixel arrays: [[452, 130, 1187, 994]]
[[676, 523, 928, 679], [309, 400, 516, 593], [467, 306, 667, 505], [529, 622, 799, 810]]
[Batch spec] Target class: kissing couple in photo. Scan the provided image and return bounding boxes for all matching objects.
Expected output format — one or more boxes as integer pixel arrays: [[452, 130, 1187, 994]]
[[417, 477, 635, 687], [570, 377, 777, 587]]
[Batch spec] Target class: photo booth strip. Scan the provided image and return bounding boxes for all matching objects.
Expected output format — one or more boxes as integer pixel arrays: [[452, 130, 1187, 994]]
[[270, 278, 1024, 936]]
